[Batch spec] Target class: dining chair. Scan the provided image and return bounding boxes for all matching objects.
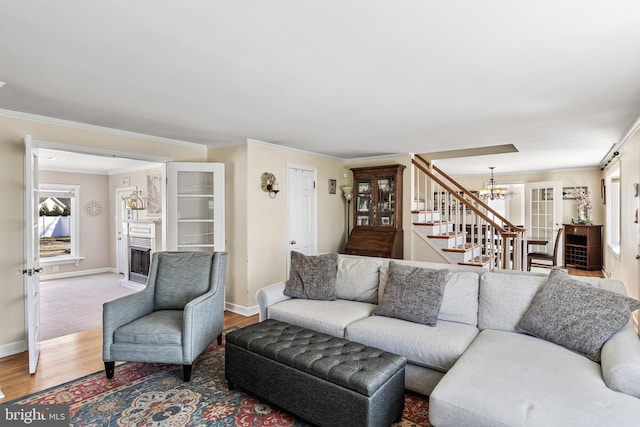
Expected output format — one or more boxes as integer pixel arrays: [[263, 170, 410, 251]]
[[527, 228, 563, 271]]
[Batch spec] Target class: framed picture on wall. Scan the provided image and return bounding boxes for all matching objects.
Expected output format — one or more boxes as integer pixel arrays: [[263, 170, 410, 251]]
[[146, 173, 162, 216], [329, 179, 337, 194]]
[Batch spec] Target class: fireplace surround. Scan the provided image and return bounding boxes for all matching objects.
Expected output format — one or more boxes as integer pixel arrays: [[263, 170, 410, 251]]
[[125, 221, 157, 285]]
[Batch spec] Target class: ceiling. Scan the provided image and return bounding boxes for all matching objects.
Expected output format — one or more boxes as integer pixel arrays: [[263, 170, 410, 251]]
[[38, 149, 160, 175], [2, 1, 640, 176]]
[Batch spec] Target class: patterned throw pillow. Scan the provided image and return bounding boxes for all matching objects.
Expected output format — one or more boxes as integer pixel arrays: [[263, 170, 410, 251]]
[[283, 251, 338, 300], [374, 261, 448, 326], [517, 267, 640, 362]]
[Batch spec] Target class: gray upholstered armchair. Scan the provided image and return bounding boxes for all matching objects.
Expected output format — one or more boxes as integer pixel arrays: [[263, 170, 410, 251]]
[[103, 251, 227, 382]]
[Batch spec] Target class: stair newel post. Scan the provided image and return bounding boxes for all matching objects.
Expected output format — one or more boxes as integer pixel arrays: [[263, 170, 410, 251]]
[[426, 160, 433, 212]]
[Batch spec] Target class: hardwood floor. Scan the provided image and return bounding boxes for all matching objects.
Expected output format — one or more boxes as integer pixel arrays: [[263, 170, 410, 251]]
[[0, 312, 259, 402], [0, 268, 603, 402], [565, 267, 605, 278]]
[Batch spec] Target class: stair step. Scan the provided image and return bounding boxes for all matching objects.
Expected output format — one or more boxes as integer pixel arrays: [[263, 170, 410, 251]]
[[442, 243, 480, 253], [458, 255, 494, 267], [426, 231, 465, 239], [413, 220, 453, 226]]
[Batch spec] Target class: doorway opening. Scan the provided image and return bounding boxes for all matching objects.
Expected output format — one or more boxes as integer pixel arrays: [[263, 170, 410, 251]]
[[33, 143, 168, 342]]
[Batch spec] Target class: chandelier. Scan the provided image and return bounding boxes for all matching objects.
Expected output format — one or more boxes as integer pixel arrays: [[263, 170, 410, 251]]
[[479, 167, 507, 200]]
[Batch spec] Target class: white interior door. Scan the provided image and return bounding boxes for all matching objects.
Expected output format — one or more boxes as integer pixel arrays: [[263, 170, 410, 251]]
[[524, 181, 563, 262], [24, 135, 42, 373], [287, 165, 317, 274], [116, 187, 136, 274]]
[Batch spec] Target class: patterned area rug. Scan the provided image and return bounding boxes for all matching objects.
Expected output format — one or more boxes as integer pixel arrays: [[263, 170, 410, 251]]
[[8, 336, 431, 426]]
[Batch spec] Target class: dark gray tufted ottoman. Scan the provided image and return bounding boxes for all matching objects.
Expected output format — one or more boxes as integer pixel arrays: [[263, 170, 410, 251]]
[[225, 319, 406, 427]]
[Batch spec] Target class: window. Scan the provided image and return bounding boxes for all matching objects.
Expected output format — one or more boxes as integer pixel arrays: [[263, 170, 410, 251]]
[[606, 168, 621, 255], [39, 184, 80, 262]]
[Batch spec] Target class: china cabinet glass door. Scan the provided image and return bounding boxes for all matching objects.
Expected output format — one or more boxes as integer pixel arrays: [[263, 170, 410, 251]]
[[166, 162, 225, 252], [375, 176, 395, 227], [355, 179, 373, 226], [354, 174, 396, 228]]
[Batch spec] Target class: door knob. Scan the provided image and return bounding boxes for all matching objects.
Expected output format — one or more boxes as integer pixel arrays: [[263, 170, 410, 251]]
[[290, 240, 297, 245]]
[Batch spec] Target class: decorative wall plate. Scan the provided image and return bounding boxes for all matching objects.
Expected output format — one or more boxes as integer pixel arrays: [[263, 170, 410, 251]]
[[83, 200, 103, 216]]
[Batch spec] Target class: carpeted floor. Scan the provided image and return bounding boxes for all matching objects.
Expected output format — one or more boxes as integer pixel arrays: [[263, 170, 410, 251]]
[[8, 335, 432, 426], [40, 273, 138, 341]]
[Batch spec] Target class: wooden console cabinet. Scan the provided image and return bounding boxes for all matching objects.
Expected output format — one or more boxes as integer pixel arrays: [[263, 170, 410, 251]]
[[344, 164, 405, 258], [563, 224, 602, 271]]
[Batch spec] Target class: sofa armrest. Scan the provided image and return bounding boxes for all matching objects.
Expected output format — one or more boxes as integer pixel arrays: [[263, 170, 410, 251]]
[[256, 281, 291, 321], [183, 287, 225, 363], [601, 320, 640, 399], [102, 290, 154, 361]]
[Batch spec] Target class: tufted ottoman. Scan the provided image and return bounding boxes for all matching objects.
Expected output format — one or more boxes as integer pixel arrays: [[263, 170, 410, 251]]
[[225, 319, 406, 427]]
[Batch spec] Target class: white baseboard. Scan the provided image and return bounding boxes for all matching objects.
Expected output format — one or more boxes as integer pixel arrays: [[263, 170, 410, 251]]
[[0, 340, 26, 358], [40, 267, 118, 281], [225, 302, 259, 317], [119, 279, 146, 291]]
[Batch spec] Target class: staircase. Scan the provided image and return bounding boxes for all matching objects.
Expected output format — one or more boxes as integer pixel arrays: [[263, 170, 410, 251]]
[[411, 155, 526, 271]]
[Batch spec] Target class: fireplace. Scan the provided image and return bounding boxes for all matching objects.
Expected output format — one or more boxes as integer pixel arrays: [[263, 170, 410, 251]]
[[129, 238, 152, 284], [126, 221, 157, 285]]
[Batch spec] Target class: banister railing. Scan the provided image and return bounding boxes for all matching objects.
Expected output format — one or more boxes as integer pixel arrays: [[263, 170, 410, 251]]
[[412, 155, 526, 270]]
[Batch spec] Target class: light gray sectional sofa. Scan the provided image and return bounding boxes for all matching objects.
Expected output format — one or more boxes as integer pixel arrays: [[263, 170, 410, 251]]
[[256, 254, 640, 427]]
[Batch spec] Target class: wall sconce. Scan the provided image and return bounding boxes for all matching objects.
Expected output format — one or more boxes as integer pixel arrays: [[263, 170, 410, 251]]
[[261, 172, 280, 198], [126, 190, 146, 210]]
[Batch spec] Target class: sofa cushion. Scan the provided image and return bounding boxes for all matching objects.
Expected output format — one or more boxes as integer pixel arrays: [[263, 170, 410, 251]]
[[374, 262, 448, 326], [438, 271, 480, 326], [284, 251, 338, 300], [334, 255, 385, 303], [478, 271, 546, 331], [517, 268, 640, 362], [267, 299, 376, 338], [114, 310, 182, 345], [154, 252, 213, 310], [429, 329, 640, 427], [346, 316, 478, 372]]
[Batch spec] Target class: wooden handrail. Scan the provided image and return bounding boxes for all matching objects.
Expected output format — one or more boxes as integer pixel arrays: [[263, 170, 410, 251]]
[[415, 154, 526, 234], [413, 158, 508, 234], [412, 154, 525, 270]]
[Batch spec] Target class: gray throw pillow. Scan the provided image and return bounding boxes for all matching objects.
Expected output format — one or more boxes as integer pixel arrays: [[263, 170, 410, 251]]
[[517, 267, 640, 362], [373, 262, 448, 326], [284, 251, 338, 300]]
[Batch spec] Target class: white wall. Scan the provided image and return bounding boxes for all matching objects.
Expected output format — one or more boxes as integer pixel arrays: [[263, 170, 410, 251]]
[[209, 140, 347, 310], [603, 131, 640, 324]]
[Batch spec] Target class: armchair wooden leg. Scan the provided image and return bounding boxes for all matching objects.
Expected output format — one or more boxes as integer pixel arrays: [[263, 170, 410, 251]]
[[183, 365, 192, 382], [217, 333, 223, 346], [105, 362, 115, 379]]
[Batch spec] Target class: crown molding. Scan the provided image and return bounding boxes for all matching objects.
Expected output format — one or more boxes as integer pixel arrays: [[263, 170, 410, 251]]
[[0, 109, 205, 149], [246, 138, 408, 162]]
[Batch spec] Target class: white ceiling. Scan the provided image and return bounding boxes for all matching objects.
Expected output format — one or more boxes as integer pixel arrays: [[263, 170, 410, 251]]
[[2, 1, 640, 176]]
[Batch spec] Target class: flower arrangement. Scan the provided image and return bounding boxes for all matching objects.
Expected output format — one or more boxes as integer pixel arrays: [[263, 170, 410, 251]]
[[570, 187, 592, 224]]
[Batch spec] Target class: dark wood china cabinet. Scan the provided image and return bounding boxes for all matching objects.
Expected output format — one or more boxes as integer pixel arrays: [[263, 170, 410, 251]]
[[344, 164, 405, 258]]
